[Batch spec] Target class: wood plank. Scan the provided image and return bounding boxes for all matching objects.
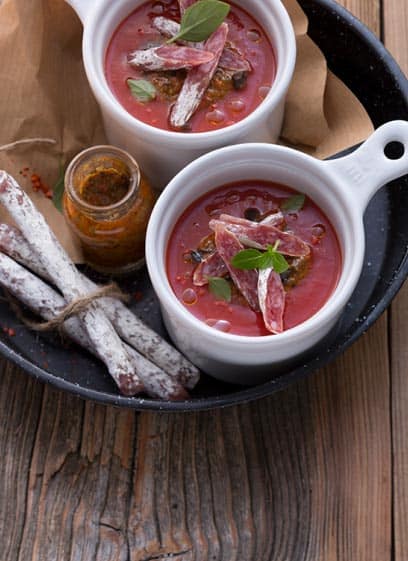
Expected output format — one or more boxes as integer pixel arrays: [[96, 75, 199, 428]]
[[0, 320, 392, 561], [339, 0, 381, 36], [382, 2, 408, 560], [390, 284, 408, 561]]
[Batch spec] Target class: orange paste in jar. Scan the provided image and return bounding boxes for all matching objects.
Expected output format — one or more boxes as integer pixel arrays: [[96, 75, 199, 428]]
[[63, 147, 156, 274]]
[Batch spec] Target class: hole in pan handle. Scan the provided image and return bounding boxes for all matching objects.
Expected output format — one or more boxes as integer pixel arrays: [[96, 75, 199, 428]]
[[324, 120, 408, 212]]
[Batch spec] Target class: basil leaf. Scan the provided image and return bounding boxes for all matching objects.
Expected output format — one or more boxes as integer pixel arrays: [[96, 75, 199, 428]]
[[281, 193, 306, 213], [127, 79, 157, 102], [52, 163, 65, 213], [208, 277, 231, 302], [168, 0, 230, 44], [231, 248, 264, 270], [255, 251, 275, 269], [270, 251, 289, 274], [232, 245, 289, 273]]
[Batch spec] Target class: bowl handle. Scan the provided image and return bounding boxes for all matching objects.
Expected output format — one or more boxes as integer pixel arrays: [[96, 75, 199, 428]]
[[324, 120, 408, 211], [65, 0, 90, 24]]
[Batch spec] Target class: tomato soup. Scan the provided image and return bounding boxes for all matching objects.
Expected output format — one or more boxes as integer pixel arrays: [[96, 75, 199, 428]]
[[166, 181, 342, 337], [105, 0, 276, 132]]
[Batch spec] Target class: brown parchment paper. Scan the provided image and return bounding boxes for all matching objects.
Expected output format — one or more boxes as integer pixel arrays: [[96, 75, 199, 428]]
[[0, 0, 374, 262]]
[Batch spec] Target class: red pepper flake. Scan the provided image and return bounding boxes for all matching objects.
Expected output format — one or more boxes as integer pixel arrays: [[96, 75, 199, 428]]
[[2, 326, 16, 336], [31, 173, 53, 198], [133, 291, 143, 301]]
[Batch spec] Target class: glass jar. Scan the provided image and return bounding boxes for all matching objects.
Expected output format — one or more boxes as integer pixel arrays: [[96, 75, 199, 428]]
[[63, 145, 156, 275]]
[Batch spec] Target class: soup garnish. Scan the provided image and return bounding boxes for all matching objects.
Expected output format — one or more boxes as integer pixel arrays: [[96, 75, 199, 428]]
[[105, 0, 276, 132], [167, 181, 342, 336]]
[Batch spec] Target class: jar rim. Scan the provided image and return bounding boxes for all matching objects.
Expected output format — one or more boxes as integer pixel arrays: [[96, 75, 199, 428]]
[[64, 145, 141, 213]]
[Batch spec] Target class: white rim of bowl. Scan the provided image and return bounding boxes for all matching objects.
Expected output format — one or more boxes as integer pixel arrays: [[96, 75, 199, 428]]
[[145, 144, 366, 348], [81, 0, 297, 146]]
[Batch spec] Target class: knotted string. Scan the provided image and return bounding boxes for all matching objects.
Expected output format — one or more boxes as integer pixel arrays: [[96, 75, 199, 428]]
[[5, 282, 129, 333]]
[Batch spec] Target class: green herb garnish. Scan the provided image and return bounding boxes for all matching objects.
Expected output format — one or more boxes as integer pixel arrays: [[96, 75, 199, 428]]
[[231, 242, 289, 274], [281, 193, 306, 213], [208, 276, 231, 302], [167, 0, 230, 44], [127, 79, 157, 102], [52, 163, 65, 212]]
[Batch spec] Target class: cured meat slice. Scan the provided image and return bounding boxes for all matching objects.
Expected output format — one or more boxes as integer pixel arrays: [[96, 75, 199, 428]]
[[218, 212, 284, 228], [128, 45, 214, 71], [193, 251, 227, 286], [193, 214, 281, 286], [219, 46, 251, 72], [210, 214, 310, 257], [152, 17, 251, 73], [258, 268, 285, 334], [170, 23, 228, 128], [214, 224, 259, 311], [152, 16, 180, 37]]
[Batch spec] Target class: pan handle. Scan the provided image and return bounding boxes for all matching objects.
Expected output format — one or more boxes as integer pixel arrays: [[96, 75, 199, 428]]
[[65, 0, 90, 24], [324, 120, 408, 211]]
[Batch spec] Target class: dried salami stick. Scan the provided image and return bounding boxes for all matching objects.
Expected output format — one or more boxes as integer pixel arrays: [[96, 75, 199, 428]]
[[170, 23, 228, 128], [0, 251, 188, 400], [127, 45, 214, 71], [0, 171, 143, 396], [0, 223, 200, 389]]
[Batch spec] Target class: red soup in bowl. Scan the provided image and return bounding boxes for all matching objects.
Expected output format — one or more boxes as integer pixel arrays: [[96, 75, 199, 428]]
[[105, 0, 276, 132], [167, 181, 342, 337]]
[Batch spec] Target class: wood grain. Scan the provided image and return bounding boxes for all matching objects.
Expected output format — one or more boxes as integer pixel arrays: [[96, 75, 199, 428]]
[[382, 2, 408, 560], [0, 0, 406, 560], [0, 318, 392, 560]]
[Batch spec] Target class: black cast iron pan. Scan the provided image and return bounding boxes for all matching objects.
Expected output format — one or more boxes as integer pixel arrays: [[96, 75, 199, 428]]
[[0, 0, 407, 411]]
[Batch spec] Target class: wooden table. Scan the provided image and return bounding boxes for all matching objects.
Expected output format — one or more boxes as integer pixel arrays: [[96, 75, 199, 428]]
[[1, 1, 407, 559]]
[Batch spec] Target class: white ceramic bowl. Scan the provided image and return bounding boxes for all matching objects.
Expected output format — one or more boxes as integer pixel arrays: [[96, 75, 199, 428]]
[[65, 0, 296, 189], [146, 120, 408, 384]]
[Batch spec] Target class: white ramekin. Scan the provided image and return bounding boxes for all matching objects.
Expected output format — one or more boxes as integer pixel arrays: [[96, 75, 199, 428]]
[[145, 120, 408, 384], [65, 0, 296, 188]]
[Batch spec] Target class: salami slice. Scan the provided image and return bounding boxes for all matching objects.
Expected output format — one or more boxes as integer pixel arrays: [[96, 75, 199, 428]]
[[152, 16, 180, 37], [128, 45, 214, 71], [192, 251, 227, 286], [219, 46, 251, 72], [152, 17, 251, 73], [258, 268, 285, 334], [210, 214, 309, 257], [218, 212, 284, 228], [193, 214, 282, 286], [170, 23, 228, 128], [214, 224, 259, 311]]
